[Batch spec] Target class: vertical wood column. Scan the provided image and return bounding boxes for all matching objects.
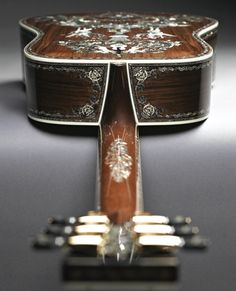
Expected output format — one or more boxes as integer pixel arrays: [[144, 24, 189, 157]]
[[99, 64, 139, 224]]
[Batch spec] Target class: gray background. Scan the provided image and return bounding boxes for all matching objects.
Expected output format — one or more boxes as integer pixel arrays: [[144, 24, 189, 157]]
[[0, 1, 236, 290]]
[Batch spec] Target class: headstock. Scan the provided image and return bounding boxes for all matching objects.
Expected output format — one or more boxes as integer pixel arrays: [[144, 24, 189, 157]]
[[33, 211, 208, 253], [32, 211, 208, 281]]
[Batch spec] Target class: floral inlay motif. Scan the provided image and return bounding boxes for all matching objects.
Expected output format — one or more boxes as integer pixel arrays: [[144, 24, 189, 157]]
[[129, 63, 211, 121], [105, 138, 132, 183], [27, 63, 107, 122]]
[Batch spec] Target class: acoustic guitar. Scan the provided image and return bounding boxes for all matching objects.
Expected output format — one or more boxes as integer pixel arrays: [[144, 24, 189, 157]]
[[19, 12, 218, 279]]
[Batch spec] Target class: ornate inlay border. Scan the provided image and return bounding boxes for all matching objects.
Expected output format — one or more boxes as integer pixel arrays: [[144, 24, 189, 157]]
[[128, 61, 212, 122], [27, 62, 108, 122]]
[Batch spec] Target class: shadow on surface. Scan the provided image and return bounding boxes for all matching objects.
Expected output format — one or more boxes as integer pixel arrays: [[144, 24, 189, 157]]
[[0, 80, 26, 114]]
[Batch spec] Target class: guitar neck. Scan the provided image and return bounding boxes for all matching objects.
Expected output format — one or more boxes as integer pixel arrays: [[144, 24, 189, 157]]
[[98, 64, 143, 224]]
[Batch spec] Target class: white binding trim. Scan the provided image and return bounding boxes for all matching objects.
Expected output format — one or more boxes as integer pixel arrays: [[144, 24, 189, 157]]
[[127, 63, 139, 124], [28, 114, 99, 126], [98, 63, 110, 123], [135, 125, 144, 211], [28, 113, 209, 126], [28, 61, 209, 127], [125, 63, 209, 126], [28, 62, 110, 126], [19, 17, 218, 64], [137, 115, 209, 126]]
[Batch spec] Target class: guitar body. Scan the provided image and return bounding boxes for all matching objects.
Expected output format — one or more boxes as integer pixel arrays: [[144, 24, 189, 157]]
[[20, 12, 218, 126]]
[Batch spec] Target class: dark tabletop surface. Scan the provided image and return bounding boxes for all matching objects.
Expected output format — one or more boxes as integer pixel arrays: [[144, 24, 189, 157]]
[[0, 1, 236, 290]]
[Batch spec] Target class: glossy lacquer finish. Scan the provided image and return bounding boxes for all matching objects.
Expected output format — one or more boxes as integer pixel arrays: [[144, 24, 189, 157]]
[[20, 12, 218, 224], [100, 64, 139, 224], [20, 12, 217, 61]]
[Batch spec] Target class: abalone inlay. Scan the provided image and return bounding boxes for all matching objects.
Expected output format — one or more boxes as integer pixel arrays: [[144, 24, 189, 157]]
[[105, 138, 132, 183]]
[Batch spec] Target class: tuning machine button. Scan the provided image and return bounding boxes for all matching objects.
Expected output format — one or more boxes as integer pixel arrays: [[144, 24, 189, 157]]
[[44, 224, 74, 236], [184, 235, 209, 250], [48, 216, 77, 225], [174, 225, 199, 236], [32, 234, 66, 249], [169, 215, 192, 226]]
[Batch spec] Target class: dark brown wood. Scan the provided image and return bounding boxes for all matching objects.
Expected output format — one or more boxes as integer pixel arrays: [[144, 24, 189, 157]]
[[128, 62, 212, 123], [24, 61, 108, 123], [23, 59, 212, 124]]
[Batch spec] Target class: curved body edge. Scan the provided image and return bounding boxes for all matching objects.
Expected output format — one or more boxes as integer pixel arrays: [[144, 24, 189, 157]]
[[19, 13, 218, 64]]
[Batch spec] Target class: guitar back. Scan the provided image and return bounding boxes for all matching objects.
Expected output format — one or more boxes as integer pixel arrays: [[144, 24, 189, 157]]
[[20, 12, 218, 125]]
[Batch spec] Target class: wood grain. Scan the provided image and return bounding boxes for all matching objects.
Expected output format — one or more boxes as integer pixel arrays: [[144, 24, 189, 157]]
[[20, 13, 217, 61], [100, 64, 138, 224]]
